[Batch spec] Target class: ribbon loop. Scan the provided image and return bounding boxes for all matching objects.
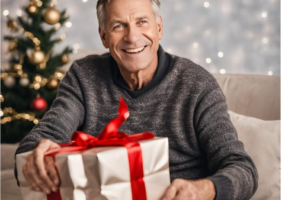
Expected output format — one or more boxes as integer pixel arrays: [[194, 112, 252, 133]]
[[98, 97, 130, 140]]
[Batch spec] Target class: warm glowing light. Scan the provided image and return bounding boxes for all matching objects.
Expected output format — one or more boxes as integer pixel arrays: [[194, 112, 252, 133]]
[[262, 12, 267, 18], [206, 58, 211, 64], [218, 52, 224, 57], [33, 119, 39, 124], [65, 22, 72, 28], [34, 83, 40, 90], [32, 38, 40, 46], [55, 71, 64, 80], [268, 71, 273, 76], [35, 75, 42, 82], [220, 69, 226, 74], [17, 10, 22, 16], [193, 43, 199, 48], [82, 0, 88, 2], [24, 114, 30, 120], [262, 38, 268, 43], [0, 110, 3, 117], [73, 44, 80, 49], [37, 1, 43, 7], [54, 23, 61, 30], [3, 10, 9, 16], [60, 33, 66, 40], [204, 2, 210, 8]]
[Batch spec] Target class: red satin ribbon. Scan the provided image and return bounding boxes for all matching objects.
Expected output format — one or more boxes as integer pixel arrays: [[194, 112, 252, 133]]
[[46, 97, 154, 200]]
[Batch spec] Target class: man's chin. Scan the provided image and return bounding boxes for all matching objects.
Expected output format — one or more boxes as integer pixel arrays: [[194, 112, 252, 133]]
[[121, 64, 147, 73]]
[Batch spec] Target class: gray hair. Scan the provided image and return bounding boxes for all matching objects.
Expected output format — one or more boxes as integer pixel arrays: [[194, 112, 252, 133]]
[[96, 0, 161, 30]]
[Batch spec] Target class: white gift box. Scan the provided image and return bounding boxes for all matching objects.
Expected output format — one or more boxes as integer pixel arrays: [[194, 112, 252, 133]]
[[16, 137, 170, 200]]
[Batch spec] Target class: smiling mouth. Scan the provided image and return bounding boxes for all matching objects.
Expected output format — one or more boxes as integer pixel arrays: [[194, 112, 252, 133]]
[[122, 46, 147, 54]]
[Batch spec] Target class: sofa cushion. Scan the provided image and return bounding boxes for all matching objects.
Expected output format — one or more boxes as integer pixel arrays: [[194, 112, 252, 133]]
[[228, 111, 280, 200], [214, 74, 280, 120], [1, 143, 19, 170]]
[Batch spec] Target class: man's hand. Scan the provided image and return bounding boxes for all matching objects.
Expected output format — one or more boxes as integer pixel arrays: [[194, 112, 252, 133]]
[[161, 178, 216, 200], [22, 139, 61, 194]]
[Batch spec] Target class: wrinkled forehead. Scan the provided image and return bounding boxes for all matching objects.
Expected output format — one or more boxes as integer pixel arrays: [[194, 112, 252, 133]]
[[104, 0, 155, 20]]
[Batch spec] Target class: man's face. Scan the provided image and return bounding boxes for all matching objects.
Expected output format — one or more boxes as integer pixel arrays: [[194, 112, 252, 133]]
[[99, 0, 163, 73]]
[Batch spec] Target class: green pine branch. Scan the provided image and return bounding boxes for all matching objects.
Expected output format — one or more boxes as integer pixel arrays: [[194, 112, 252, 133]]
[[2, 0, 73, 143]]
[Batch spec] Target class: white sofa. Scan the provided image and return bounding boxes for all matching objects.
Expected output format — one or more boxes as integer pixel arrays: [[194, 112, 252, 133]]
[[1, 71, 280, 200], [214, 74, 280, 200]]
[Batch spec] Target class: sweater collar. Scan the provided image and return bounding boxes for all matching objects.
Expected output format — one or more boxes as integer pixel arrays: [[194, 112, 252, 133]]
[[112, 45, 170, 98]]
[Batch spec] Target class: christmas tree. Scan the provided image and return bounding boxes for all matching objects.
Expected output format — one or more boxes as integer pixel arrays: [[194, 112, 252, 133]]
[[1, 0, 72, 143]]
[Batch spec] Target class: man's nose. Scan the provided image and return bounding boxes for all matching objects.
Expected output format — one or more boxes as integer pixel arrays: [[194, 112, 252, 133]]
[[123, 25, 140, 44]]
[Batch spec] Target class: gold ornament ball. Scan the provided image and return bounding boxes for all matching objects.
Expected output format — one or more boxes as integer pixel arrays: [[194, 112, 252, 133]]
[[28, 4, 38, 14], [44, 7, 60, 25], [29, 47, 45, 65], [61, 54, 69, 64], [19, 76, 30, 87], [7, 19, 18, 31], [47, 78, 59, 89], [3, 76, 16, 88]]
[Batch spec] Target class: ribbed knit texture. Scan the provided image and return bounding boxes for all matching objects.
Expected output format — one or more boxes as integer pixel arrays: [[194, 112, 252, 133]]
[[15, 47, 258, 200]]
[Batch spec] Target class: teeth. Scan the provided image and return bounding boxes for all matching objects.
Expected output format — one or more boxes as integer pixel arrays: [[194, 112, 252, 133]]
[[125, 46, 145, 53]]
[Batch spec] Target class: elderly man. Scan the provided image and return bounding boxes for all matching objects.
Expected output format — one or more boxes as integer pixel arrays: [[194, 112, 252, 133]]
[[15, 0, 258, 199]]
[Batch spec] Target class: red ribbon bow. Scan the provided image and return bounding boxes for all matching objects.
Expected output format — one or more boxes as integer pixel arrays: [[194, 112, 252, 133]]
[[47, 97, 154, 200]]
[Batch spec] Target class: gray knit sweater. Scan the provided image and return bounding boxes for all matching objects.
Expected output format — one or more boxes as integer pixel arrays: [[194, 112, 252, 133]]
[[15, 48, 258, 200]]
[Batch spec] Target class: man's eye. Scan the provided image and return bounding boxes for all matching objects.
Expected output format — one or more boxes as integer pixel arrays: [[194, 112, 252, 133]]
[[140, 20, 147, 24], [114, 24, 123, 30]]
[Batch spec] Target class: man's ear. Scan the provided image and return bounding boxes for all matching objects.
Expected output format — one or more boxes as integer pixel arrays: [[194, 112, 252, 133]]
[[157, 16, 163, 40], [99, 26, 109, 48]]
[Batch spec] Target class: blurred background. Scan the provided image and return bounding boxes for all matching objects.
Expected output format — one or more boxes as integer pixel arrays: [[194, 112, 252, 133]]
[[0, 0, 280, 143], [2, 0, 280, 75]]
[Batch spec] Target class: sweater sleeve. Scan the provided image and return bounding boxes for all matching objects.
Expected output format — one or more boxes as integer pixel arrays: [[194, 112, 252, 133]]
[[194, 75, 258, 200], [14, 61, 86, 183], [15, 61, 85, 155]]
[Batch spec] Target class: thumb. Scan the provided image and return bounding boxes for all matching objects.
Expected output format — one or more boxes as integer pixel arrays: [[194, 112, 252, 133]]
[[34, 140, 60, 168], [38, 139, 61, 155]]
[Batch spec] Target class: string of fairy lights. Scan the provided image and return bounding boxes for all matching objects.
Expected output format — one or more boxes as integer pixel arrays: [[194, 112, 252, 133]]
[[3, 0, 277, 76], [1, 0, 69, 125], [164, 0, 278, 76]]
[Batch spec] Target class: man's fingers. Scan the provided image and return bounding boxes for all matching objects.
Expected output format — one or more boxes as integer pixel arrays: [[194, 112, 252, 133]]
[[171, 179, 184, 188], [34, 140, 54, 177], [27, 153, 52, 193], [161, 179, 215, 200], [44, 156, 59, 191], [34, 142, 60, 193], [24, 155, 44, 192], [23, 139, 61, 194], [22, 162, 41, 191], [161, 183, 178, 200]]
